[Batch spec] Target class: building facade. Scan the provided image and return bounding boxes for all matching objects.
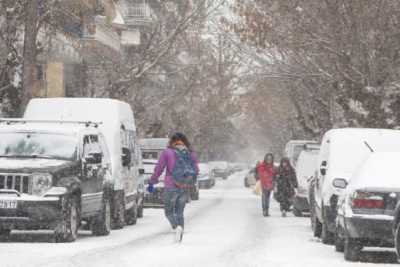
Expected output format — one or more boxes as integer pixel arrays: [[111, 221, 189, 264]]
[[34, 0, 154, 98]]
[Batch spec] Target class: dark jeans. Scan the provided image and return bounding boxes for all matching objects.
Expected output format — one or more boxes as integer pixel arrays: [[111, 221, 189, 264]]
[[164, 188, 188, 229], [262, 189, 272, 213]]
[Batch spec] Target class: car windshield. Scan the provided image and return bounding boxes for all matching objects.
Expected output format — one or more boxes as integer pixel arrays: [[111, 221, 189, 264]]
[[0, 132, 78, 161]]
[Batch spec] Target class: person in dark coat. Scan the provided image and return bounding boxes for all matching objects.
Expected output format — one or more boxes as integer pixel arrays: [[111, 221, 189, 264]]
[[274, 157, 298, 217]]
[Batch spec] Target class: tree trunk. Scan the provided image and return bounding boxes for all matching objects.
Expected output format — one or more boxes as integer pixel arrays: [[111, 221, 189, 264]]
[[21, 0, 39, 114]]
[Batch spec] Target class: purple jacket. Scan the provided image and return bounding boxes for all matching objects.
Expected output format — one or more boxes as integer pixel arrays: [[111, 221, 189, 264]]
[[150, 147, 199, 189]]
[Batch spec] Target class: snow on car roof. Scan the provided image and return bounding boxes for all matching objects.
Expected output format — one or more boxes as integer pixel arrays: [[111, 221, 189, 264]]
[[350, 152, 400, 190], [143, 159, 158, 165], [139, 138, 169, 150], [24, 98, 136, 131], [324, 128, 400, 175], [0, 121, 94, 135]]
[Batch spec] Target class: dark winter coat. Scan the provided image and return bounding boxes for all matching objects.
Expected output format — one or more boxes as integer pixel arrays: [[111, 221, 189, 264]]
[[274, 167, 298, 203]]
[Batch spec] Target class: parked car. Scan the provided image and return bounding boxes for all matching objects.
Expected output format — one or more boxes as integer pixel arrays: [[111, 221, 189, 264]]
[[293, 149, 319, 217], [139, 138, 168, 160], [310, 128, 400, 245], [198, 163, 215, 189], [336, 152, 400, 261], [209, 161, 230, 180], [190, 181, 200, 201], [230, 162, 247, 173], [143, 159, 164, 208], [244, 168, 256, 188], [284, 140, 319, 167], [24, 98, 145, 229], [0, 119, 114, 242]]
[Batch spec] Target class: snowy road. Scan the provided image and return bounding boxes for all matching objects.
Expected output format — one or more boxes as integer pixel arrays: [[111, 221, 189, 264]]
[[1, 171, 398, 267]]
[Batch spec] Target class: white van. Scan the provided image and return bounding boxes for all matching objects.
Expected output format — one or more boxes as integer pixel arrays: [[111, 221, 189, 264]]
[[24, 98, 145, 228], [293, 149, 319, 216], [284, 140, 319, 167], [139, 138, 168, 160], [311, 128, 400, 244]]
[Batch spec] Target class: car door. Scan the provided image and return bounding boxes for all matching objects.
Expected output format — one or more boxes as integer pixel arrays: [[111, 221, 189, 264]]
[[315, 138, 330, 211], [81, 134, 106, 217]]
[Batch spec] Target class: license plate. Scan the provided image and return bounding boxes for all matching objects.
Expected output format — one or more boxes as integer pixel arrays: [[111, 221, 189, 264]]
[[0, 200, 17, 209]]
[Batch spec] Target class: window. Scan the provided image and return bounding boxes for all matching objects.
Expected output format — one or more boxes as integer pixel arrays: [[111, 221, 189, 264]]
[[83, 134, 102, 160], [36, 65, 45, 81], [120, 125, 136, 167], [142, 151, 158, 160]]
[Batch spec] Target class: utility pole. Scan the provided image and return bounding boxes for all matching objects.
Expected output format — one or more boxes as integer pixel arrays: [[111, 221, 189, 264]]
[[21, 0, 39, 113]]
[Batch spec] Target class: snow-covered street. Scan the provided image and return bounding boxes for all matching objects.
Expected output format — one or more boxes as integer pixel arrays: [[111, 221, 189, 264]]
[[0, 171, 397, 267]]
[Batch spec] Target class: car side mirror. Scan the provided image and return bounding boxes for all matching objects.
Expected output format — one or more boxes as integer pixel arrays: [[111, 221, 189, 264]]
[[320, 168, 326, 176], [122, 147, 131, 167], [139, 168, 145, 175], [333, 178, 348, 189], [85, 152, 102, 165]]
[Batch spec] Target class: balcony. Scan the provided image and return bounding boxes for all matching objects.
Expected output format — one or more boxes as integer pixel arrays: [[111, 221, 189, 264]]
[[122, 3, 154, 27], [82, 16, 121, 54]]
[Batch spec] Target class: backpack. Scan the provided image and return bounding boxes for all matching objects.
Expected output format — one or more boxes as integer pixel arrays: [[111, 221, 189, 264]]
[[172, 149, 197, 188]]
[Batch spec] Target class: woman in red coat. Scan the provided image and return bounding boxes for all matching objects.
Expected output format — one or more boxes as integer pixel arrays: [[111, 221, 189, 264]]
[[256, 153, 276, 217]]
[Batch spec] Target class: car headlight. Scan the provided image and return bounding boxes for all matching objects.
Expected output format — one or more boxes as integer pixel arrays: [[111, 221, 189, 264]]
[[32, 173, 53, 196]]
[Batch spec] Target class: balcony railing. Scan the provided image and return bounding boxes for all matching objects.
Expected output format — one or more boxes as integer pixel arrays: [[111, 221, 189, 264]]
[[122, 3, 154, 26]]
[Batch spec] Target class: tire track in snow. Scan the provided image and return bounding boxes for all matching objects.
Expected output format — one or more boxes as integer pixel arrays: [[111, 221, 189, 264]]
[[40, 182, 226, 267]]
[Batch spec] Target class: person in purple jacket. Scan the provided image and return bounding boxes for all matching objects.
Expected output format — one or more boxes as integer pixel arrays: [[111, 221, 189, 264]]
[[147, 133, 199, 242]]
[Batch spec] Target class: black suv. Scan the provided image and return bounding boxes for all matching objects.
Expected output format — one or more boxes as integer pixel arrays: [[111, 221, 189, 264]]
[[0, 120, 114, 242]]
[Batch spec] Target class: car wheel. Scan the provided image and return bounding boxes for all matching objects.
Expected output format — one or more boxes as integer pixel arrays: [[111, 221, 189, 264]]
[[293, 208, 302, 217], [244, 179, 249, 188], [395, 222, 400, 259], [313, 215, 322, 237], [0, 229, 11, 241], [335, 228, 345, 252], [137, 201, 144, 219], [192, 190, 200, 201], [344, 236, 362, 262], [321, 207, 335, 244], [112, 192, 125, 229], [55, 196, 80, 242], [126, 204, 138, 225], [309, 201, 316, 231], [321, 219, 335, 244], [92, 197, 111, 236]]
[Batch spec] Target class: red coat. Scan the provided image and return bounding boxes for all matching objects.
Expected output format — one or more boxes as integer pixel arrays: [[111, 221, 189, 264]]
[[256, 162, 275, 190]]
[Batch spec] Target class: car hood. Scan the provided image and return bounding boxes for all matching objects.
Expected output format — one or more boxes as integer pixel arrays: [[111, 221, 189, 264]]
[[198, 175, 210, 181], [0, 158, 76, 173]]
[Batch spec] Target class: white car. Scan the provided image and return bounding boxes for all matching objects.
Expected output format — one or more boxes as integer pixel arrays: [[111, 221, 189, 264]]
[[209, 161, 230, 180], [198, 163, 215, 189], [284, 140, 319, 167], [336, 152, 400, 261], [142, 159, 165, 208], [244, 168, 257, 188], [293, 149, 319, 216], [24, 98, 146, 227], [311, 128, 400, 245]]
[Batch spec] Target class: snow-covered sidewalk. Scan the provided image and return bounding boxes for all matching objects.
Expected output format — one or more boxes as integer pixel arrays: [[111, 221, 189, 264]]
[[0, 171, 397, 267]]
